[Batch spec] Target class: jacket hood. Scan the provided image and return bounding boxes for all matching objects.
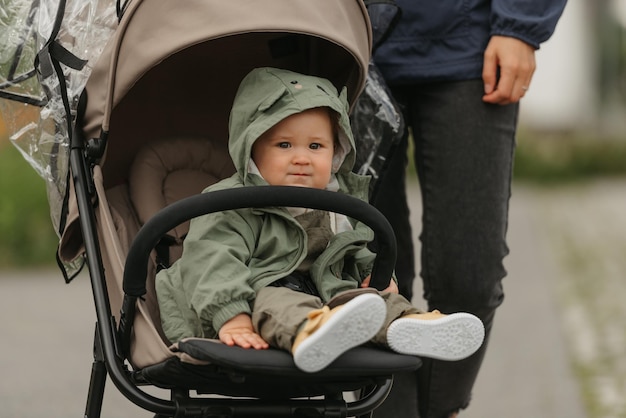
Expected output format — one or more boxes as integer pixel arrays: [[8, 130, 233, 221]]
[[228, 67, 357, 183]]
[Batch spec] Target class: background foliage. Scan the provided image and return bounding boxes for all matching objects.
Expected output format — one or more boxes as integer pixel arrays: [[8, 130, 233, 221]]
[[0, 136, 59, 267], [514, 132, 626, 183]]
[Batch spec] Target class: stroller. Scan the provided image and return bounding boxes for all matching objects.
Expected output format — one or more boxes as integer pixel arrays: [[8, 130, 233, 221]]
[[2, 0, 416, 417]]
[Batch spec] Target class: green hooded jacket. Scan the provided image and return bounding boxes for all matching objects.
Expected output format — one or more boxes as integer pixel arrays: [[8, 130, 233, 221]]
[[156, 68, 378, 343]]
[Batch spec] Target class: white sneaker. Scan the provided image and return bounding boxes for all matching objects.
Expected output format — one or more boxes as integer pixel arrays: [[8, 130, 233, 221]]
[[292, 293, 387, 373], [387, 312, 485, 361]]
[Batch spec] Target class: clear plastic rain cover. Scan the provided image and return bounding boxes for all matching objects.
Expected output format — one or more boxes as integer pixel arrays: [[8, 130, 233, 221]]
[[0, 0, 117, 236], [350, 60, 404, 199]]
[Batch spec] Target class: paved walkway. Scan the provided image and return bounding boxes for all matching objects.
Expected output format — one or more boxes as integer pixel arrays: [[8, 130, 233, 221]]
[[3, 179, 625, 417], [406, 182, 587, 418], [519, 180, 626, 418]]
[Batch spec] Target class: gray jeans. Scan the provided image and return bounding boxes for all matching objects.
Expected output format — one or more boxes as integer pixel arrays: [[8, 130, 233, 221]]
[[371, 79, 517, 418]]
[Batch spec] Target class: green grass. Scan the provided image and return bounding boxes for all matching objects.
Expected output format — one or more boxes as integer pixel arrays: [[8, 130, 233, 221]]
[[0, 143, 59, 267], [535, 185, 626, 418], [514, 131, 626, 183], [405, 130, 626, 183]]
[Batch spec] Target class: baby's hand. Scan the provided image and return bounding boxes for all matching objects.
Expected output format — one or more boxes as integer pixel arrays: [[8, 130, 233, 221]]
[[361, 275, 399, 294], [218, 313, 269, 349]]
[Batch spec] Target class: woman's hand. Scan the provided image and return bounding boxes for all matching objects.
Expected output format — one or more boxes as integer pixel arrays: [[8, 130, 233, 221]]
[[361, 274, 399, 294], [218, 313, 269, 349], [482, 35, 536, 105]]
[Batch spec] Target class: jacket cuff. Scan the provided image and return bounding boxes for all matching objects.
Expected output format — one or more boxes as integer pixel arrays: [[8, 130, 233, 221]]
[[490, 0, 566, 49], [211, 299, 253, 334], [489, 30, 541, 50]]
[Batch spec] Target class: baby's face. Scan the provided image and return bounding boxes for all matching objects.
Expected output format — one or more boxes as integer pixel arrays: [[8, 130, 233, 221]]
[[252, 108, 334, 189]]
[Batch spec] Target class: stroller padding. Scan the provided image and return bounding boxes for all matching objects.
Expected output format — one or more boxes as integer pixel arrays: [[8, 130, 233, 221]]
[[175, 338, 420, 377], [139, 357, 377, 398], [128, 136, 235, 242], [137, 338, 420, 397]]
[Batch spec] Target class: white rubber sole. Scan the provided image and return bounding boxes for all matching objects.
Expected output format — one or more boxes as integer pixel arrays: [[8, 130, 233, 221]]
[[387, 313, 485, 361], [293, 293, 387, 373]]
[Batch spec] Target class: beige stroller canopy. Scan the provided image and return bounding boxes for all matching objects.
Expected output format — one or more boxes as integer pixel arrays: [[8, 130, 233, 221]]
[[83, 0, 372, 190]]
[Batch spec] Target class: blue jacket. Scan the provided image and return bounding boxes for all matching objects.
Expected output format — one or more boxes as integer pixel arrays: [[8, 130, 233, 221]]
[[373, 0, 567, 84]]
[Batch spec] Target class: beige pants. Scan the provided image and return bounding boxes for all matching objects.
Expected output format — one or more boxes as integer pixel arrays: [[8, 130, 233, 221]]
[[251, 286, 421, 351]]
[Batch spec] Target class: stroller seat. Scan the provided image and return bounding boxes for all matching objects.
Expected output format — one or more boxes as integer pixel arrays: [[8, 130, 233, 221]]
[[122, 137, 420, 400]]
